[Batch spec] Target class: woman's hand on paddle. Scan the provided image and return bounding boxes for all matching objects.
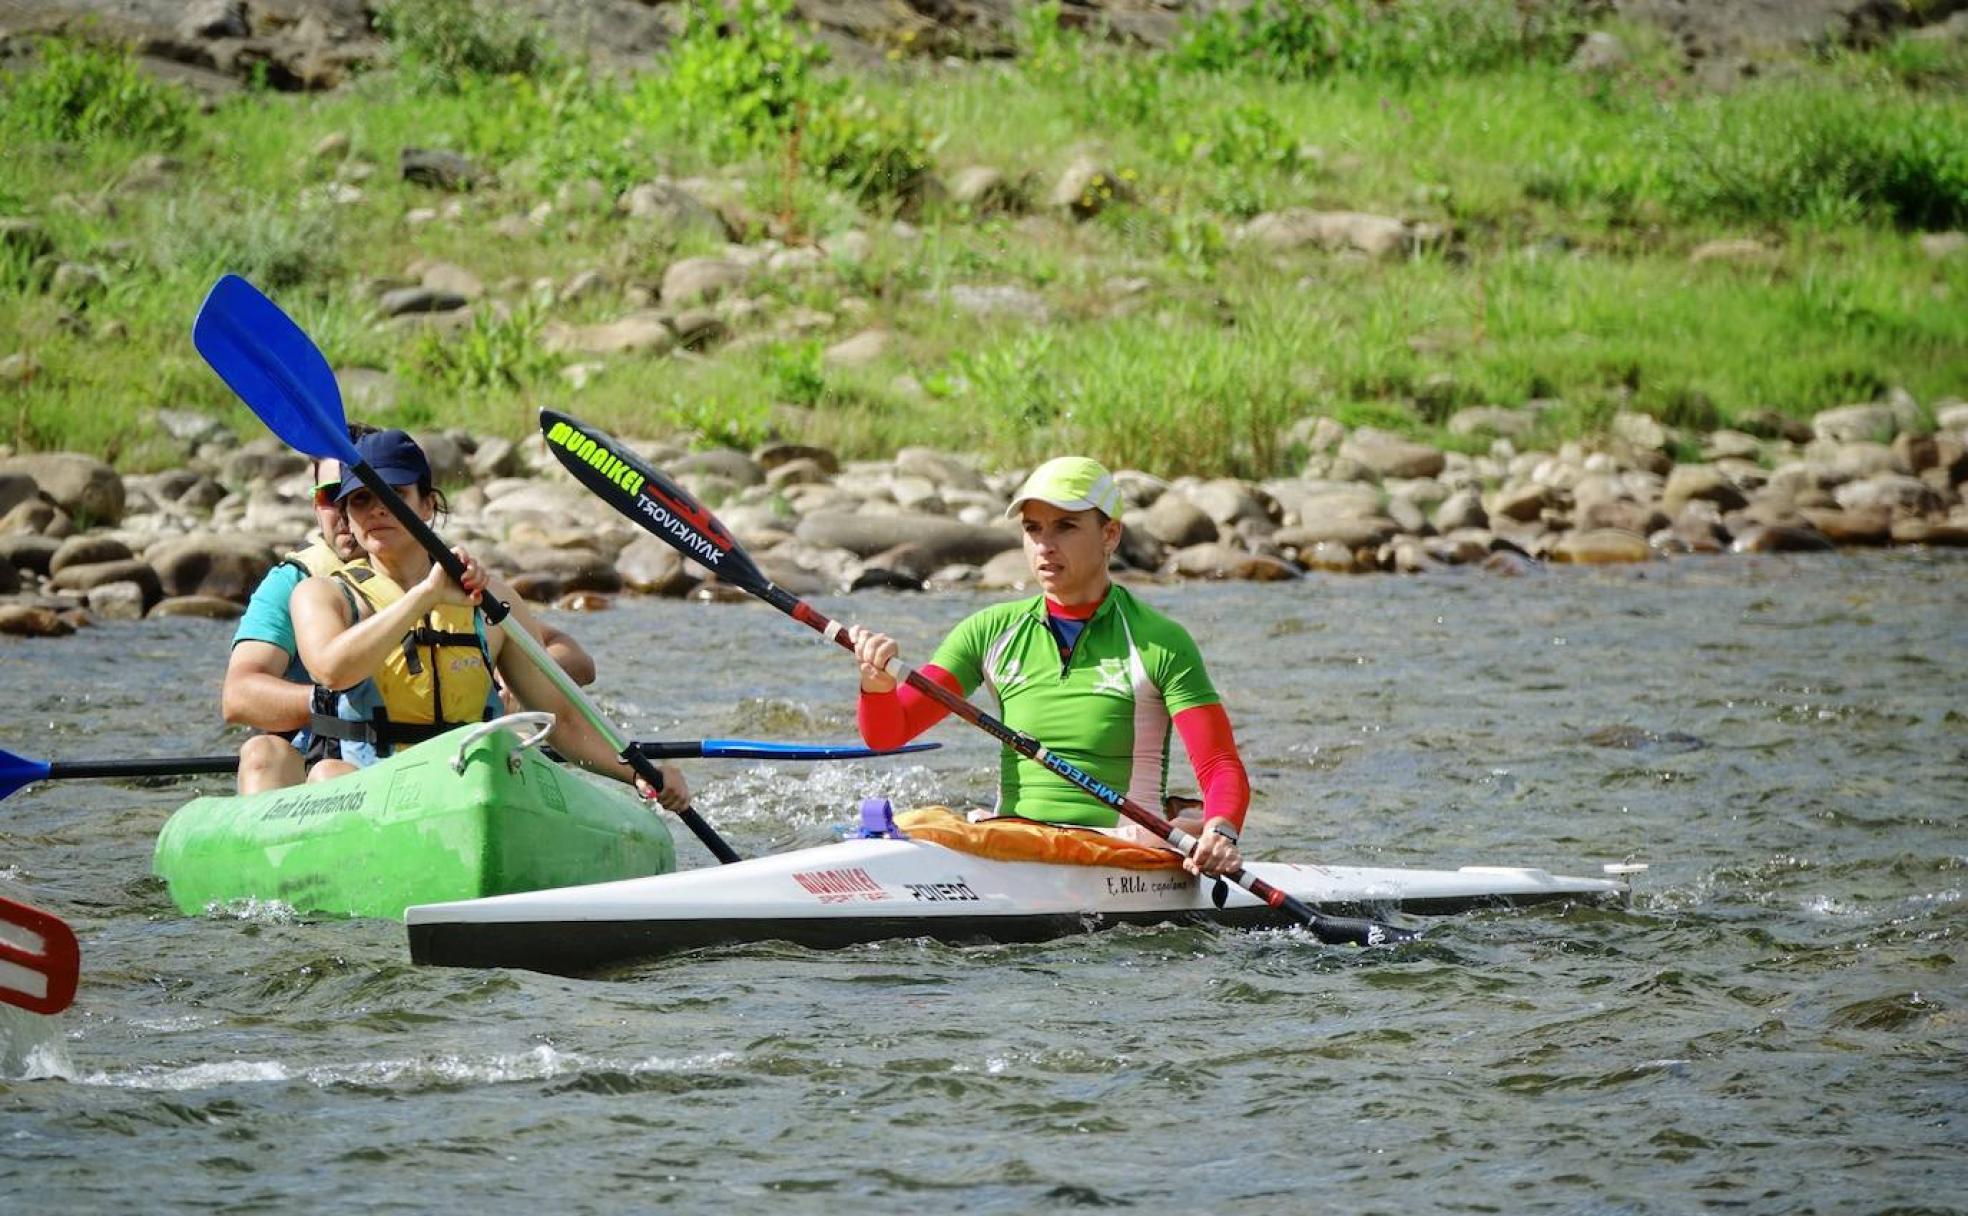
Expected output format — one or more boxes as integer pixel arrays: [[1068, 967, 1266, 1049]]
[[1185, 817, 1243, 878], [634, 763, 691, 814], [848, 625, 899, 694], [420, 546, 487, 608]]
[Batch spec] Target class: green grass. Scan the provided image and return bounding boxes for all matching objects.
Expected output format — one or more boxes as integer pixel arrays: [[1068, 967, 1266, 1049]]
[[2, 12, 1965, 477]]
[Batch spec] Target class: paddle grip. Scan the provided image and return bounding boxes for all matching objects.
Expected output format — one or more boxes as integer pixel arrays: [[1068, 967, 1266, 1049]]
[[352, 462, 513, 625]]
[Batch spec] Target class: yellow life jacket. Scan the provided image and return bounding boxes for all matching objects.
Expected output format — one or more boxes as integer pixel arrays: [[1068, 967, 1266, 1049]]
[[307, 565, 494, 764], [279, 539, 347, 580]]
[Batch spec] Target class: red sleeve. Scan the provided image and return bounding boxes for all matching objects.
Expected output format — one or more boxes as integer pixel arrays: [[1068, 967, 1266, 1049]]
[[857, 663, 963, 749], [1174, 702, 1249, 832]]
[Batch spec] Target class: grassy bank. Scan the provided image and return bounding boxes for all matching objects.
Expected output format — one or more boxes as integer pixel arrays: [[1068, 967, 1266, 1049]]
[[3, 0, 1965, 476]]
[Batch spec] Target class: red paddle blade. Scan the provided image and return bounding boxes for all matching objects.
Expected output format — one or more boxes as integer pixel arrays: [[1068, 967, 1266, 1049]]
[[0, 896, 79, 1015]]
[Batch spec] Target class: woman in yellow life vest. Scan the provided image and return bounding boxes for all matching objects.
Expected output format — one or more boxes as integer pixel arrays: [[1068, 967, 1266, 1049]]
[[290, 430, 688, 809]]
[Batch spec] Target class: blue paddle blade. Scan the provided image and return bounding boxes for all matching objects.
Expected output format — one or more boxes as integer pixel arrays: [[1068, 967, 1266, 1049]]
[[192, 275, 358, 463], [697, 740, 941, 761], [0, 747, 53, 802]]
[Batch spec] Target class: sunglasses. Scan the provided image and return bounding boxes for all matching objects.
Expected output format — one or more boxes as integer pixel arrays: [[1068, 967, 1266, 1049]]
[[311, 461, 344, 509]]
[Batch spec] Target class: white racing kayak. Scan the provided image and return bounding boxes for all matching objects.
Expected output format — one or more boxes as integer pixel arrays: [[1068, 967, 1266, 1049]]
[[405, 836, 1634, 974]]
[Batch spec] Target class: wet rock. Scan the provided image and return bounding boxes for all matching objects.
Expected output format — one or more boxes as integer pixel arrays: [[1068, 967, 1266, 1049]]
[[0, 604, 74, 637], [49, 534, 134, 574], [1890, 519, 1968, 547], [1299, 539, 1368, 573], [0, 535, 59, 575], [1482, 550, 1539, 576], [1894, 431, 1968, 483], [1798, 506, 1892, 546], [1138, 494, 1218, 547], [1578, 498, 1669, 535], [1274, 515, 1401, 550], [1834, 473, 1945, 516], [1731, 524, 1834, 553], [506, 571, 562, 603], [1433, 489, 1488, 532], [615, 536, 697, 596], [1115, 522, 1165, 572], [85, 580, 147, 621], [0, 453, 125, 525], [49, 559, 161, 606], [795, 512, 1017, 566], [1426, 533, 1493, 565], [554, 591, 614, 612], [1551, 528, 1652, 564], [977, 548, 1033, 590], [1162, 543, 1298, 581], [505, 544, 623, 594], [1663, 465, 1748, 514], [0, 559, 15, 594], [1492, 483, 1557, 523], [144, 535, 276, 600], [149, 595, 246, 620]]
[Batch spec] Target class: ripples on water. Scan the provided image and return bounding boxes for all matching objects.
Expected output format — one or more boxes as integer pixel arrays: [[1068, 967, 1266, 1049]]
[[3, 552, 1964, 1212]]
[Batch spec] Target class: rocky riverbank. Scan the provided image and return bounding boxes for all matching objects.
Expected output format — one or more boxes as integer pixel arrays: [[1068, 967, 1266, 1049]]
[[3, 395, 1965, 638]]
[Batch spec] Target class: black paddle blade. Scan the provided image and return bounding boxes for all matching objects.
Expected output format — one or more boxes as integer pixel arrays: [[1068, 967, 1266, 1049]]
[[540, 410, 772, 598]]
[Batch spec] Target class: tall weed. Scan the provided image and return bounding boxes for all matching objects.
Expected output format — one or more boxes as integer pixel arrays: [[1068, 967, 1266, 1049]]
[[1174, 0, 1587, 83], [1, 37, 192, 146], [372, 0, 558, 93]]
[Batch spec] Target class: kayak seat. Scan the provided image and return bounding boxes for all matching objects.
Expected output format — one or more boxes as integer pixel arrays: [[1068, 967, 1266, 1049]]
[[894, 807, 1186, 871]]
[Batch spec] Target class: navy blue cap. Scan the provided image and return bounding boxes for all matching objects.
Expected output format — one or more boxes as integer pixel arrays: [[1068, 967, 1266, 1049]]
[[334, 429, 432, 503]]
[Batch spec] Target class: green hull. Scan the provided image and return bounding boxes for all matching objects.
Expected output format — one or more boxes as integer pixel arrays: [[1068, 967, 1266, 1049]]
[[153, 724, 675, 919]]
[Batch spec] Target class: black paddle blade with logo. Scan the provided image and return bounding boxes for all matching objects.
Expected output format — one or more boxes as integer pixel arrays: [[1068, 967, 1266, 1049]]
[[539, 409, 778, 605]]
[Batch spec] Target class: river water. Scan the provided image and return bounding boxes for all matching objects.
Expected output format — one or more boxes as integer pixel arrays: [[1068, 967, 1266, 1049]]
[[2, 552, 1963, 1213]]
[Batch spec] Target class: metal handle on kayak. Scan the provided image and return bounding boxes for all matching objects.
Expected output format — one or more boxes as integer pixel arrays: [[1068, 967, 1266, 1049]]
[[451, 712, 558, 773]]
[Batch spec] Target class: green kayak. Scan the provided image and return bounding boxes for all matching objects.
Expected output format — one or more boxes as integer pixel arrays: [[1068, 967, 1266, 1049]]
[[153, 718, 675, 919]]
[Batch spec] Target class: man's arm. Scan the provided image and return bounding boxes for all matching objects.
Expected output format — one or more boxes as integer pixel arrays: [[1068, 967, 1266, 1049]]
[[222, 641, 313, 733]]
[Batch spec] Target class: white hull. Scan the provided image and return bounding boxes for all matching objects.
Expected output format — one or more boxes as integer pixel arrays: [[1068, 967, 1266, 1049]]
[[406, 838, 1629, 973]]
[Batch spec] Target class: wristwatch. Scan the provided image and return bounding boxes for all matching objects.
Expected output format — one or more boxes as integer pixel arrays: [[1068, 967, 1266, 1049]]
[[1205, 821, 1240, 844]]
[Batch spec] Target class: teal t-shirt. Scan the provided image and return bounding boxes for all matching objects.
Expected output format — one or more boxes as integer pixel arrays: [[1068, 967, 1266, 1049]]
[[232, 561, 308, 683], [929, 584, 1219, 827]]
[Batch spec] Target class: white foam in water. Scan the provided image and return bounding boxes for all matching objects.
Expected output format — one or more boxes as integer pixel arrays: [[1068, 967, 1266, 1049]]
[[202, 898, 301, 923], [66, 1044, 741, 1091], [1, 1006, 74, 1080]]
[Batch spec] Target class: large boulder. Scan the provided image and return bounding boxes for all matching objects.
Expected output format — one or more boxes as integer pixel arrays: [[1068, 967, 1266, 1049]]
[[1161, 543, 1299, 581], [796, 512, 1017, 566], [49, 534, 134, 574], [1137, 494, 1218, 548], [144, 535, 279, 601], [0, 454, 125, 525], [615, 535, 698, 596], [1550, 528, 1652, 564], [1338, 428, 1445, 479], [48, 558, 162, 607], [1663, 465, 1749, 514]]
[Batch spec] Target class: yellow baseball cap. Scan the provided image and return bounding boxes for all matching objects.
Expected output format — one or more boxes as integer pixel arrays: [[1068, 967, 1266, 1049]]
[[1005, 456, 1123, 519]]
